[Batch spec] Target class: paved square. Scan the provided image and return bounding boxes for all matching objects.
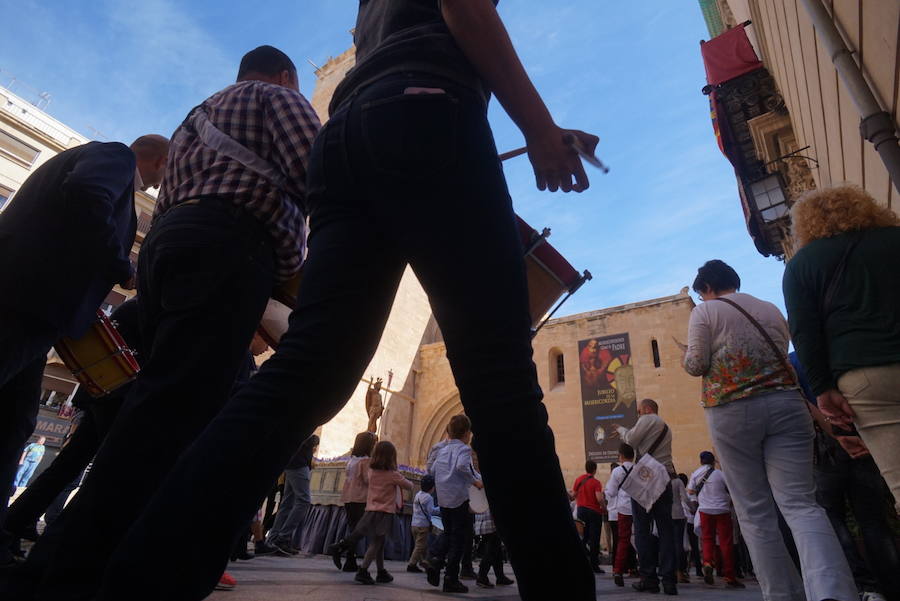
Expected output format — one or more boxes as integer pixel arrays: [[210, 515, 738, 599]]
[[211, 555, 762, 600]]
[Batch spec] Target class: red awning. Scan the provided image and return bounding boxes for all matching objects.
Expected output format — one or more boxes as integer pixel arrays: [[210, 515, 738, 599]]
[[700, 24, 762, 86]]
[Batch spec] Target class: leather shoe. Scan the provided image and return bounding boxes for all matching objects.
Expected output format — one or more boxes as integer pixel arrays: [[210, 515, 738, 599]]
[[632, 580, 660, 593]]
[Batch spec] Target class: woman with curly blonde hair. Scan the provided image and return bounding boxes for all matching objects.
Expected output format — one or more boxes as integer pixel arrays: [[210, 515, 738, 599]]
[[783, 184, 900, 514]]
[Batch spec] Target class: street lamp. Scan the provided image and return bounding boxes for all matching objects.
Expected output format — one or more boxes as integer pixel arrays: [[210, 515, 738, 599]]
[[748, 172, 789, 223]]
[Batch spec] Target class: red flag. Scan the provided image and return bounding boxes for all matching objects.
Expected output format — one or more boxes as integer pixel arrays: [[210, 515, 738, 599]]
[[700, 24, 762, 86]]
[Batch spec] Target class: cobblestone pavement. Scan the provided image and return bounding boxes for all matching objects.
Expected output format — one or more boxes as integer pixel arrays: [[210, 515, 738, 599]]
[[210, 554, 763, 600]]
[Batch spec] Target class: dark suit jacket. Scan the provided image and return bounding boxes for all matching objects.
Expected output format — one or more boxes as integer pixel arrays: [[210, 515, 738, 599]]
[[0, 141, 137, 337]]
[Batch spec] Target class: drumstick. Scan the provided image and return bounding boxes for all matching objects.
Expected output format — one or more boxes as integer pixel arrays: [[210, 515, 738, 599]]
[[498, 142, 610, 173], [499, 146, 528, 162]]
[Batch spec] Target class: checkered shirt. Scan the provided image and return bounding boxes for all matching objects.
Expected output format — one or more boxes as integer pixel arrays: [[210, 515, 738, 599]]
[[474, 509, 496, 536], [155, 81, 320, 281]]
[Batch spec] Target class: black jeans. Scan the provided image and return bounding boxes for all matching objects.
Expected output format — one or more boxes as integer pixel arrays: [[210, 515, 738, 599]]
[[816, 450, 900, 598], [478, 532, 506, 578], [431, 503, 474, 583], [577, 506, 603, 569], [632, 483, 677, 587], [91, 73, 594, 601], [0, 314, 59, 564], [19, 200, 275, 601], [4, 400, 120, 538]]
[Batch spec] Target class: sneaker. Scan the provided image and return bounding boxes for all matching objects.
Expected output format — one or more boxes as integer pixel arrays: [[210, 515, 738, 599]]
[[460, 567, 477, 580], [214, 572, 237, 591], [476, 574, 494, 588], [424, 561, 441, 587], [254, 541, 278, 556], [614, 573, 624, 587], [342, 557, 359, 573], [272, 539, 298, 555], [678, 571, 690, 584], [355, 568, 375, 585], [443, 579, 469, 593], [725, 579, 746, 589], [862, 592, 888, 601], [702, 563, 715, 586], [495, 575, 514, 586], [327, 541, 345, 569], [406, 564, 423, 573], [375, 569, 394, 584]]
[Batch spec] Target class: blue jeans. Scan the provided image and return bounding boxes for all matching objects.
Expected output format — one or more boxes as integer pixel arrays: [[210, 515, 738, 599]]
[[93, 73, 593, 601], [267, 467, 311, 546], [14, 461, 39, 488], [706, 391, 857, 601], [631, 483, 677, 587], [20, 200, 276, 601]]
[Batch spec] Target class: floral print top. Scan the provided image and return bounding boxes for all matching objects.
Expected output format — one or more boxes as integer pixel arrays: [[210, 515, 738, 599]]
[[683, 293, 797, 408]]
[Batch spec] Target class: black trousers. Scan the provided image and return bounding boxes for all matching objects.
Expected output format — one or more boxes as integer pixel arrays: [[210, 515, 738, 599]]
[[4, 400, 120, 538], [632, 484, 677, 588], [816, 451, 900, 598], [18, 201, 276, 600], [576, 506, 603, 569], [0, 314, 59, 564], [90, 74, 593, 601], [687, 522, 702, 574], [431, 503, 474, 583]]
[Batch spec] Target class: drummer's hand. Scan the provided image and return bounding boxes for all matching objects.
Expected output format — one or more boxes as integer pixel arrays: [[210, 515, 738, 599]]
[[473, 480, 484, 490], [526, 124, 599, 193]]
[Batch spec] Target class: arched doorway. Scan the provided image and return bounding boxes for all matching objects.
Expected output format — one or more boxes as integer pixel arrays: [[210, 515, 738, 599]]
[[413, 391, 464, 466]]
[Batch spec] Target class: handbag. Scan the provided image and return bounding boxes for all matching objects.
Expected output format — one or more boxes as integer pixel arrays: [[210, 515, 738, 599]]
[[620, 424, 671, 511]]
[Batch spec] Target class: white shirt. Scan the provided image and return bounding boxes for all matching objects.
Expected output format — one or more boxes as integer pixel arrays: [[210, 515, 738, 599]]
[[670, 477, 687, 520], [688, 465, 731, 515], [605, 461, 634, 517], [427, 439, 478, 509], [411, 491, 437, 528]]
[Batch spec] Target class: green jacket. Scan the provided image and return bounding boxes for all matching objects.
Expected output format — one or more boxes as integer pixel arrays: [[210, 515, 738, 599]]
[[783, 226, 900, 395]]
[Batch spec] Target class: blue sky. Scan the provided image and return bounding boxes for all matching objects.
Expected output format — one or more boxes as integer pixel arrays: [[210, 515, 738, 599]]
[[0, 0, 788, 316]]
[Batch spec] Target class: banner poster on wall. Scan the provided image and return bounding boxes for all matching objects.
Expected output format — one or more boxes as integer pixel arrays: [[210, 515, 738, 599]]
[[579, 333, 638, 463]]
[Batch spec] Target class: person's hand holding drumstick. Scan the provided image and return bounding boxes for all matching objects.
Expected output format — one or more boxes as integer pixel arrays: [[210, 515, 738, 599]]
[[443, 0, 600, 193]]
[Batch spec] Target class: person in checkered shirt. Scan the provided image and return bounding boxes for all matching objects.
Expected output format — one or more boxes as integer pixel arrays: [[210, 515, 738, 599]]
[[17, 46, 319, 601]]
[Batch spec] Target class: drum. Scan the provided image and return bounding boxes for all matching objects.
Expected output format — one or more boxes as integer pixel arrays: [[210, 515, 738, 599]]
[[468, 485, 489, 514], [55, 310, 140, 397], [517, 215, 591, 331]]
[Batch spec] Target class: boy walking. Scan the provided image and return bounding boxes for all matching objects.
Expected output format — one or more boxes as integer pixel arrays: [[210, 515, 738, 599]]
[[408, 475, 438, 573], [426, 415, 483, 593]]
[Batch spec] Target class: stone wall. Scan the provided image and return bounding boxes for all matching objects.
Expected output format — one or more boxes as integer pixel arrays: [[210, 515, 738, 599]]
[[407, 291, 712, 485]]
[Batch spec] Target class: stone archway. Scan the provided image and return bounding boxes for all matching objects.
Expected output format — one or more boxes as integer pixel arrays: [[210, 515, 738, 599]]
[[413, 390, 464, 466]]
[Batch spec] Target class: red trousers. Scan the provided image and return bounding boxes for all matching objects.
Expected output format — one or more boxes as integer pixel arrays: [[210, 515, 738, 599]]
[[700, 512, 735, 579], [614, 514, 633, 574]]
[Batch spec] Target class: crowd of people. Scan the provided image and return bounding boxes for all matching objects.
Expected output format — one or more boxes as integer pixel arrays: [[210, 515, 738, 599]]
[[0, 0, 899, 599]]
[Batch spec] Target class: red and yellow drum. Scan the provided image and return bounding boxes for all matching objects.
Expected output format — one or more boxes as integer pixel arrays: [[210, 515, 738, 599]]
[[55, 310, 140, 397]]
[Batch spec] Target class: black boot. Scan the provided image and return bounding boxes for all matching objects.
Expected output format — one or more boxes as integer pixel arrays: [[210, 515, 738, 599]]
[[342, 552, 359, 573]]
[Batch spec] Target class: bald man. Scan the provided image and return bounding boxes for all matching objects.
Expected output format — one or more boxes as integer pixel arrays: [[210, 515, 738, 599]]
[[0, 134, 168, 567]]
